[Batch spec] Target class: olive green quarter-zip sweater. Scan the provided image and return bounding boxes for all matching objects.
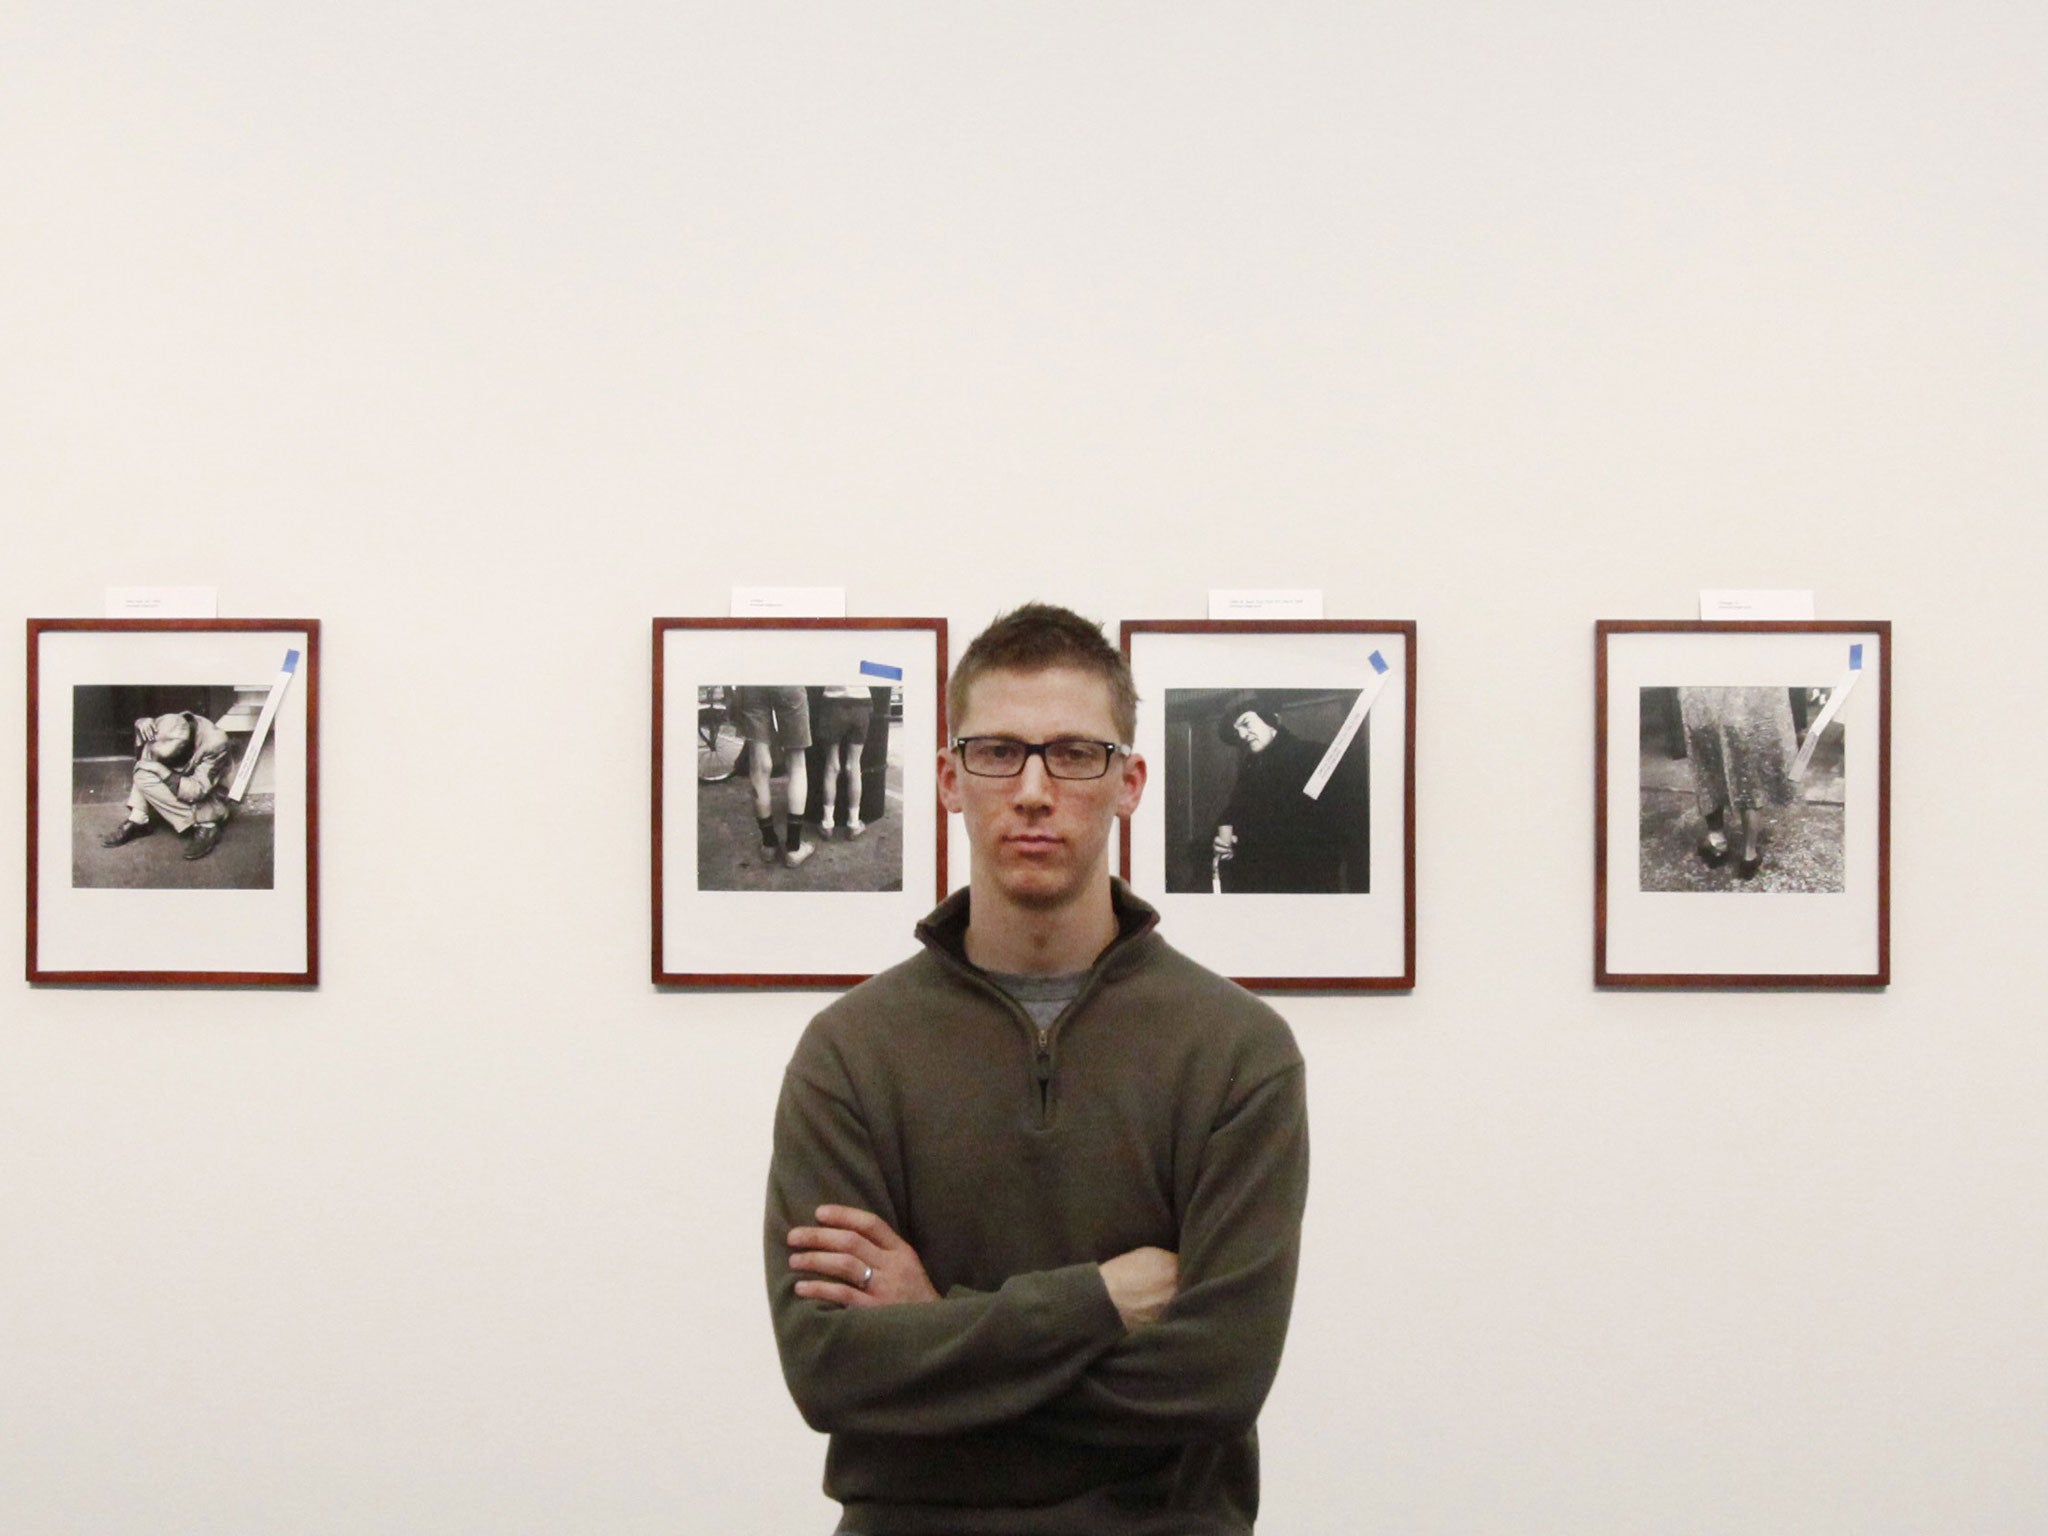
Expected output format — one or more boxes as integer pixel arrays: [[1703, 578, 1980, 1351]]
[[766, 883, 1309, 1535]]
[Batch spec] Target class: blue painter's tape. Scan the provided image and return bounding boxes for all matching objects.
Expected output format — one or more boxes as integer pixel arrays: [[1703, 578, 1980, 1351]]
[[1369, 651, 1388, 674], [860, 660, 903, 681], [1849, 643, 1863, 669], [283, 650, 300, 672]]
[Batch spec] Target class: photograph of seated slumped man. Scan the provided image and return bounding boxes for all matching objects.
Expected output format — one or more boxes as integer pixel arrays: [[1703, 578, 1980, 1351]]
[[70, 683, 277, 891]]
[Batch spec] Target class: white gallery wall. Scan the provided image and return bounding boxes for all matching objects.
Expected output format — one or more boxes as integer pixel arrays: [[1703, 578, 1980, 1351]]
[[4, 4, 2045, 1532]]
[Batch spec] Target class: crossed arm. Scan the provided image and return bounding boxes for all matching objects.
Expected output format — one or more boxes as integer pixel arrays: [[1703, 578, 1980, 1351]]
[[767, 1060, 1307, 1446], [789, 1204, 1180, 1326], [177, 741, 230, 801]]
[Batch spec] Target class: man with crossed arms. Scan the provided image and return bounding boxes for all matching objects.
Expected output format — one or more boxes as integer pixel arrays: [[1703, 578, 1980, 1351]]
[[766, 603, 1308, 1534]]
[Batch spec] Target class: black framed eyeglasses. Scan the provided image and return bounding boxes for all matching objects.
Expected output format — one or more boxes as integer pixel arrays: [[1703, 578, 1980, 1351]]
[[952, 737, 1128, 780]]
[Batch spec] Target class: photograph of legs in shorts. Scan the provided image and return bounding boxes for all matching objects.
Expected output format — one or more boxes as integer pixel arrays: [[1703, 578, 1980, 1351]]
[[697, 684, 904, 892]]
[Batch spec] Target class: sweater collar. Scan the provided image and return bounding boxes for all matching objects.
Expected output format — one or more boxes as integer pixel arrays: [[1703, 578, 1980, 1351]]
[[914, 878, 1161, 982]]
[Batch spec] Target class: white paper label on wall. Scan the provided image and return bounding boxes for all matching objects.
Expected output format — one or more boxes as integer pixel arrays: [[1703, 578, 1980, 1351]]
[[1788, 644, 1864, 782], [731, 586, 846, 618], [1700, 589, 1815, 620], [228, 649, 300, 802], [1302, 651, 1390, 801], [105, 586, 218, 618], [1208, 589, 1324, 620]]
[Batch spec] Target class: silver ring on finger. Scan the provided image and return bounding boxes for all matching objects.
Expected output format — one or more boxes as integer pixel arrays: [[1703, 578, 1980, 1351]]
[[859, 1263, 874, 1290]]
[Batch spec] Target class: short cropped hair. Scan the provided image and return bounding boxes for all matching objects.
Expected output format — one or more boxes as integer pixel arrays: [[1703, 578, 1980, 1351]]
[[948, 603, 1139, 743]]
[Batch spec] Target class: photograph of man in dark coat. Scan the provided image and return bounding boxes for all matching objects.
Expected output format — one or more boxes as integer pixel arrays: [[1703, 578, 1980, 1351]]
[[1210, 704, 1351, 892]]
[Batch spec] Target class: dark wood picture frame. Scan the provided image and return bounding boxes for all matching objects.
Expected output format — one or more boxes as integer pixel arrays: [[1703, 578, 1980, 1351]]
[[27, 618, 322, 987], [652, 616, 949, 988], [1119, 619, 1417, 991], [1595, 619, 1890, 988]]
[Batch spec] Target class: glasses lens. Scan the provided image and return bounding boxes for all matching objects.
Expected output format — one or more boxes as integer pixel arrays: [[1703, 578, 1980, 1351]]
[[1044, 742, 1111, 779], [963, 739, 1025, 775]]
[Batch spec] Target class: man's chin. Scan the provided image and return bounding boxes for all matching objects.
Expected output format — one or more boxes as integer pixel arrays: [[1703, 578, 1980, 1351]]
[[992, 867, 1084, 911]]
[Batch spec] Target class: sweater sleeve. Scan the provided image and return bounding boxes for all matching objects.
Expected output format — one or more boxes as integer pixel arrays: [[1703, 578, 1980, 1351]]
[[765, 1062, 1129, 1438], [1019, 1059, 1309, 1446]]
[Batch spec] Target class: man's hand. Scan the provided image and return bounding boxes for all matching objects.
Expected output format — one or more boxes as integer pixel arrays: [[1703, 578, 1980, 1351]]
[[1099, 1246, 1179, 1329], [787, 1205, 940, 1309]]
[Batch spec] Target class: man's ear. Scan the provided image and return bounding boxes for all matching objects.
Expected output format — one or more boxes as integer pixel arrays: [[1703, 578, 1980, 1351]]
[[1115, 751, 1147, 819], [937, 746, 963, 814]]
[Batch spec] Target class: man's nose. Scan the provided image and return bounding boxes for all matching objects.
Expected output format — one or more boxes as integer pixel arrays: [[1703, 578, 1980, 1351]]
[[1011, 753, 1056, 803]]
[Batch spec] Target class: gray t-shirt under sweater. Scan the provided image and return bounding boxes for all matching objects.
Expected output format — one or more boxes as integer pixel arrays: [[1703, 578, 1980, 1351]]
[[981, 968, 1086, 1041]]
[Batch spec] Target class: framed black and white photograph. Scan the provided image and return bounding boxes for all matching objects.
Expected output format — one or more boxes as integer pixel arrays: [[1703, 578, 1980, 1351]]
[[1120, 620, 1415, 989], [1596, 620, 1890, 987], [653, 618, 947, 986], [28, 619, 320, 985]]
